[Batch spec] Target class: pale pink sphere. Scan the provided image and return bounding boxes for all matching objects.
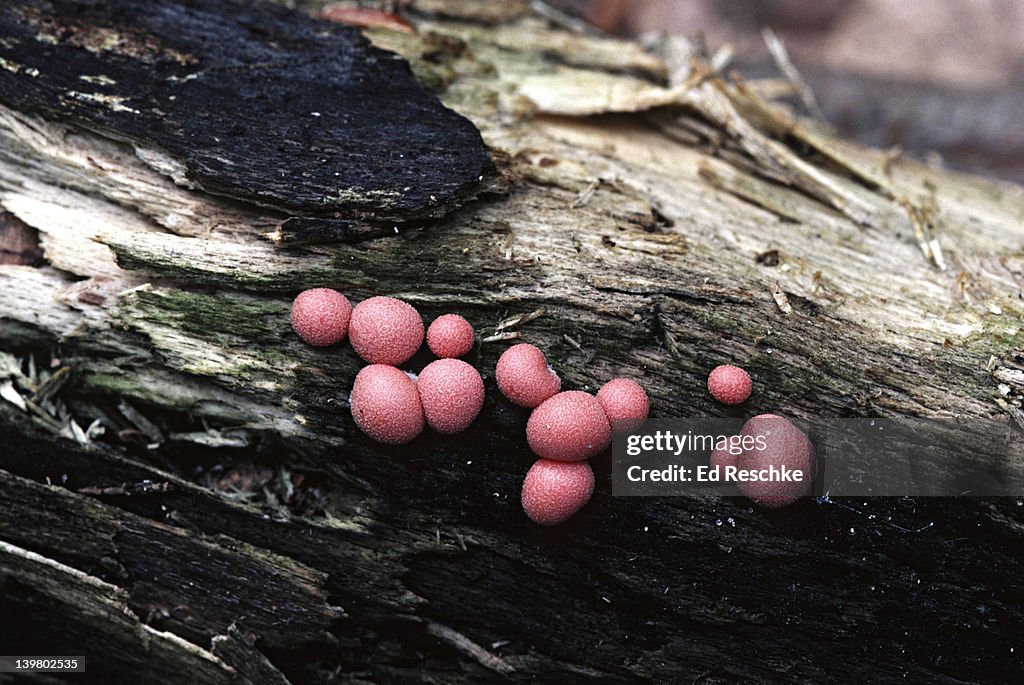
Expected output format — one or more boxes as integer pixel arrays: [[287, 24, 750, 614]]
[[417, 359, 485, 434], [736, 414, 815, 508], [290, 288, 352, 347], [426, 314, 475, 358], [495, 343, 560, 408], [596, 378, 649, 434], [526, 391, 612, 462], [521, 459, 595, 526], [707, 365, 753, 405], [350, 364, 424, 444], [349, 296, 424, 366]]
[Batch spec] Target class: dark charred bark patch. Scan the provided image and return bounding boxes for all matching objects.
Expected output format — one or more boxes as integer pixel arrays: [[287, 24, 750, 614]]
[[0, 0, 494, 227]]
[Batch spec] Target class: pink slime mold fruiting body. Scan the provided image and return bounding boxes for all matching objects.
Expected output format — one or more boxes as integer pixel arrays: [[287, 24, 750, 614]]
[[417, 359, 485, 434], [290, 288, 352, 347], [596, 378, 649, 434], [521, 459, 595, 525], [348, 296, 425, 366], [495, 343, 560, 408], [526, 391, 612, 461], [426, 314, 475, 359], [350, 364, 424, 444], [707, 365, 753, 405], [735, 414, 815, 508]]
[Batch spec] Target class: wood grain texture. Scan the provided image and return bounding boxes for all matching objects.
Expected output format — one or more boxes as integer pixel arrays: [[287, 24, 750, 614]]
[[1, 1, 1023, 683]]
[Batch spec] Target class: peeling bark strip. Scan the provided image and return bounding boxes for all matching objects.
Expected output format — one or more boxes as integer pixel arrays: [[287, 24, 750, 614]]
[[0, 0, 493, 226]]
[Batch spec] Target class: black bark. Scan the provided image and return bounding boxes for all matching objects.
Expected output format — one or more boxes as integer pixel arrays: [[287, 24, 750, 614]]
[[3, 413, 1024, 684], [0, 0, 494, 230]]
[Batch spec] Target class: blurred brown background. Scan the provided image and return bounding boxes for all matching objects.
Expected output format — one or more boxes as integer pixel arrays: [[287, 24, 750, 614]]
[[558, 0, 1024, 183]]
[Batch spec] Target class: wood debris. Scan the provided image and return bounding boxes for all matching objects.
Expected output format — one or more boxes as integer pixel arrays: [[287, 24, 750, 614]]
[[771, 282, 793, 315], [426, 622, 515, 675]]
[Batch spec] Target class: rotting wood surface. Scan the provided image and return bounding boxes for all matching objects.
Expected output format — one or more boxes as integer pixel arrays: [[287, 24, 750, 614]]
[[2, 1, 1024, 683]]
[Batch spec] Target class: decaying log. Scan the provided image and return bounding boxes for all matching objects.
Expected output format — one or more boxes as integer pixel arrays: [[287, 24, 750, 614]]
[[2, 0, 1024, 683]]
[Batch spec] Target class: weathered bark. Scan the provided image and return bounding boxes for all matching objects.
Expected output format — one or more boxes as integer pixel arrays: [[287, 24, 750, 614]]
[[0, 0, 495, 229], [2, 1, 1023, 683]]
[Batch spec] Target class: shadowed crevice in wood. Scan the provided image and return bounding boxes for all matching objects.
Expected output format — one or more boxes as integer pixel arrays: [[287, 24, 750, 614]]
[[0, 211, 45, 266]]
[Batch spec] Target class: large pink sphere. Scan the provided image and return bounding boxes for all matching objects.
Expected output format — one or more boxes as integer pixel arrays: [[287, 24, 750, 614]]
[[526, 391, 612, 462], [350, 365, 424, 444], [709, 443, 738, 473], [290, 288, 352, 346], [495, 343, 560, 408], [735, 414, 815, 508], [417, 359, 485, 434], [349, 296, 424, 366], [521, 459, 595, 526]]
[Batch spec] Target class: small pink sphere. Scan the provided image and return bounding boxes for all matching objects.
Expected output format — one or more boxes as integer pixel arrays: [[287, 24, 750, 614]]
[[290, 288, 352, 347], [350, 364, 424, 444], [596, 378, 649, 434], [707, 365, 753, 405], [426, 314, 475, 359], [735, 414, 815, 508], [495, 343, 560, 408], [526, 391, 612, 462], [349, 296, 424, 366], [417, 359, 485, 434], [521, 459, 595, 526]]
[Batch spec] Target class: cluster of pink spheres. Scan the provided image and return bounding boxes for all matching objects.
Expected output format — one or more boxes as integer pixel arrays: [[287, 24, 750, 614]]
[[292, 288, 483, 442], [496, 343, 650, 525], [705, 365, 817, 507], [290, 288, 651, 526], [292, 288, 810, 524]]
